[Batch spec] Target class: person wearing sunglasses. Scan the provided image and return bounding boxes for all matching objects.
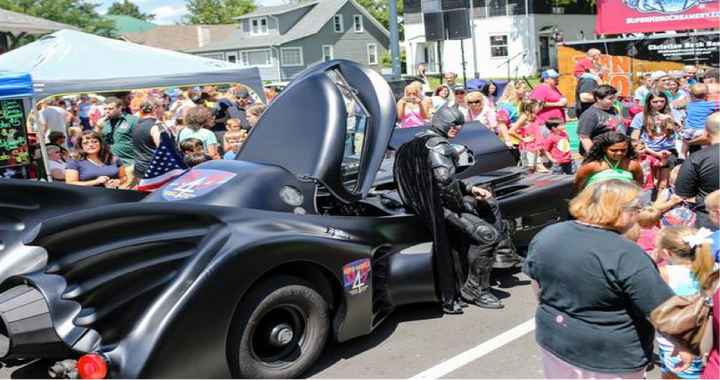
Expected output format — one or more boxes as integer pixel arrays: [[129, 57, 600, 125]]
[[464, 91, 498, 132], [65, 130, 126, 188]]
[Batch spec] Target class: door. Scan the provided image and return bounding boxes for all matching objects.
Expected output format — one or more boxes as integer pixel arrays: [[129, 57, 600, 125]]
[[539, 37, 550, 68], [421, 43, 437, 73]]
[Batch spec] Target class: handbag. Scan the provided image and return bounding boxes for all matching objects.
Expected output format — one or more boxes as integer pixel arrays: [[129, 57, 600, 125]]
[[650, 271, 718, 359]]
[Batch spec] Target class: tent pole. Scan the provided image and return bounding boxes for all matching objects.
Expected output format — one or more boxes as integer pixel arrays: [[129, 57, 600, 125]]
[[31, 101, 52, 182]]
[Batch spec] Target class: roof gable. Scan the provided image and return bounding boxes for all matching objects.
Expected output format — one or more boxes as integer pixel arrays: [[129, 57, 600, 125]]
[[189, 0, 389, 53], [234, 1, 318, 20]]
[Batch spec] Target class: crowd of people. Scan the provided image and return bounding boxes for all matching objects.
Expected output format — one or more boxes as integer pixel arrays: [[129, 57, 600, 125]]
[[34, 84, 266, 189], [408, 55, 719, 379]]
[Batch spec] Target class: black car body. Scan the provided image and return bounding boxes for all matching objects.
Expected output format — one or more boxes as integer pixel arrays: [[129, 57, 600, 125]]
[[0, 61, 573, 378]]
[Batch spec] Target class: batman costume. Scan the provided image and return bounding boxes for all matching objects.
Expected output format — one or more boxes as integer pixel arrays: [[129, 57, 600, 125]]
[[394, 107, 514, 313]]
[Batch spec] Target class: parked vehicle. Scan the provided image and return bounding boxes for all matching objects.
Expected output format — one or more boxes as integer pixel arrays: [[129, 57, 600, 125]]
[[0, 60, 573, 379]]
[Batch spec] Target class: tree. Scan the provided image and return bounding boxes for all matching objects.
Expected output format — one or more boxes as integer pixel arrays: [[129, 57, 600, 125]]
[[356, 0, 402, 31], [0, 0, 116, 38], [107, 0, 155, 21], [183, 0, 256, 24]]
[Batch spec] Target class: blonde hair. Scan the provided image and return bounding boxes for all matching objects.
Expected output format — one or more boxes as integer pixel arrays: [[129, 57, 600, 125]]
[[689, 83, 708, 100], [224, 129, 247, 142], [658, 226, 717, 289], [246, 103, 265, 117], [569, 179, 642, 230], [226, 118, 241, 129], [404, 84, 420, 97], [497, 81, 519, 104], [67, 126, 82, 137], [705, 189, 720, 210], [637, 206, 661, 228], [669, 164, 682, 184], [623, 223, 641, 242], [465, 91, 485, 105]]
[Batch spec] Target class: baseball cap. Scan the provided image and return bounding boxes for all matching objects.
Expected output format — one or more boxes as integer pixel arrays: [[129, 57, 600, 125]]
[[235, 88, 250, 99], [541, 69, 561, 79], [453, 85, 466, 93], [703, 68, 719, 80], [650, 70, 670, 82]]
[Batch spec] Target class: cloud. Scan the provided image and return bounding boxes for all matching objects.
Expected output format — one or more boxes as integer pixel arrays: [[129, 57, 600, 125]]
[[151, 5, 189, 25]]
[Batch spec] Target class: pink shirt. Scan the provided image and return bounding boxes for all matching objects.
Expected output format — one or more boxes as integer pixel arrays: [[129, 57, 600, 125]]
[[399, 106, 424, 128], [637, 227, 659, 256], [530, 84, 566, 125], [466, 106, 498, 131], [543, 132, 572, 164], [637, 154, 661, 191], [518, 120, 544, 152]]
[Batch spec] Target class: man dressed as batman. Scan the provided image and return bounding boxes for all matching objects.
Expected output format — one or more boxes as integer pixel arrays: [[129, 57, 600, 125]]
[[394, 107, 517, 313]]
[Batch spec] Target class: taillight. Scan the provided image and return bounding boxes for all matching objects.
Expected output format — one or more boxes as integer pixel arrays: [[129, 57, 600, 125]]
[[77, 353, 108, 379]]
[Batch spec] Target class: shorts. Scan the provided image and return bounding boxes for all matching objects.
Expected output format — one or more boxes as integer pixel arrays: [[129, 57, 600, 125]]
[[551, 161, 576, 175], [540, 347, 646, 379], [658, 347, 704, 378], [682, 129, 705, 141], [520, 150, 540, 167]]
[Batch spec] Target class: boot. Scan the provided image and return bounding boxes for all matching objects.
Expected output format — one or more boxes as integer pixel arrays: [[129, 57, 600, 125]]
[[494, 222, 524, 269]]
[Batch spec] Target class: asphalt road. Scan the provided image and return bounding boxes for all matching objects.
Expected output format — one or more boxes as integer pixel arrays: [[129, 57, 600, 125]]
[[0, 267, 660, 379]]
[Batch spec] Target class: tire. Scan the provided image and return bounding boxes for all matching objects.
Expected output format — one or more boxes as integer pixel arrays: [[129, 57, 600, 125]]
[[228, 275, 330, 379]]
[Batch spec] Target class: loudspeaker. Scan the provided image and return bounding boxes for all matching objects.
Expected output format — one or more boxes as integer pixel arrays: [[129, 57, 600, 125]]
[[444, 9, 471, 40], [423, 12, 445, 42]]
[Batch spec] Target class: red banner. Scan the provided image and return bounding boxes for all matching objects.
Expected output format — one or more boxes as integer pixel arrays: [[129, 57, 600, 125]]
[[596, 0, 720, 34]]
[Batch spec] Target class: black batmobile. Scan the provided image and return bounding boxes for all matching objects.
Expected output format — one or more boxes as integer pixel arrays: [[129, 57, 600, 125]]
[[0, 61, 573, 379]]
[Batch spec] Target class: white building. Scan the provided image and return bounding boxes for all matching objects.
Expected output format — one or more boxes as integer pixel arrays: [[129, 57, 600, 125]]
[[403, 0, 597, 79]]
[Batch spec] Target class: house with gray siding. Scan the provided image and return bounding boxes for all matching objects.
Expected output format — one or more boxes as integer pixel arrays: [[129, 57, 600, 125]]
[[188, 0, 390, 81]]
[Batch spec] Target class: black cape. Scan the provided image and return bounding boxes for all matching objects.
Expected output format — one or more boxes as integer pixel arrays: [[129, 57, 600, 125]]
[[394, 135, 464, 307]]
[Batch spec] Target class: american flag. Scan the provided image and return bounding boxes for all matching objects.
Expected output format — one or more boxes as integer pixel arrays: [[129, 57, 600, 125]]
[[137, 131, 188, 192]]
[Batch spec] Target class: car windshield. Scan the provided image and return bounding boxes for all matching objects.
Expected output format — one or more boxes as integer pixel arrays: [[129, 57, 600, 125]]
[[325, 69, 370, 192]]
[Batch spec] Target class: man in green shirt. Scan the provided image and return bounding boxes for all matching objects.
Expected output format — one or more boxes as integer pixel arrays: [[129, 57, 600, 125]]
[[96, 96, 139, 189]]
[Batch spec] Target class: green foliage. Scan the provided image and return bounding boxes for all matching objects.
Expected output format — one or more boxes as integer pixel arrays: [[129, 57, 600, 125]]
[[381, 48, 405, 70], [107, 0, 155, 21], [183, 0, 257, 24], [0, 0, 117, 37], [355, 0, 402, 30]]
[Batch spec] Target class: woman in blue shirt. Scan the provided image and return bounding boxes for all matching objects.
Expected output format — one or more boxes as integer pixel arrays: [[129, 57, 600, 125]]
[[66, 130, 126, 188], [629, 90, 683, 192]]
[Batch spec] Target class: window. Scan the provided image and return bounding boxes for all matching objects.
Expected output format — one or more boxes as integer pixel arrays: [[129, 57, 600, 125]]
[[225, 52, 238, 63], [487, 0, 508, 17], [333, 15, 344, 33], [353, 15, 364, 32], [280, 47, 304, 67], [367, 44, 378, 65], [489, 35, 508, 58], [322, 45, 334, 62], [199, 53, 224, 61], [250, 17, 268, 36], [239, 49, 273, 67], [420, 0, 440, 12]]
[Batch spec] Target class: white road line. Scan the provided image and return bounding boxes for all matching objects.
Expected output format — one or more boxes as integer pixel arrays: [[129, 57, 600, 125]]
[[409, 318, 536, 379]]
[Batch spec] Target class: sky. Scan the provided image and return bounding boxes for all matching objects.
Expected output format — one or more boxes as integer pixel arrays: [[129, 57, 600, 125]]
[[96, 0, 285, 25]]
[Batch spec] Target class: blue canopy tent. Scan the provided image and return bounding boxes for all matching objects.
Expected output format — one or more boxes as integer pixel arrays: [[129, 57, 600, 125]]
[[0, 30, 264, 101], [0, 70, 36, 178]]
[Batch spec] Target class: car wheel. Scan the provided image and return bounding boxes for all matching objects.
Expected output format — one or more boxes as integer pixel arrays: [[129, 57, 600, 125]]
[[229, 275, 329, 379]]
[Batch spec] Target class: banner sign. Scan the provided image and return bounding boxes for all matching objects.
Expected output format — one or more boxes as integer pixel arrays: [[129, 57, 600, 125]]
[[558, 33, 719, 104], [0, 98, 30, 169], [596, 0, 720, 34]]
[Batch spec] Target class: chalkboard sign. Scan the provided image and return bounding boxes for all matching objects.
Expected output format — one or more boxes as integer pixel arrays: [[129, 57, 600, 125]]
[[0, 98, 30, 168]]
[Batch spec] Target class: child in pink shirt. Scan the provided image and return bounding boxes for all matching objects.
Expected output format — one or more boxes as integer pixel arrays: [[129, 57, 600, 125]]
[[636, 206, 662, 259], [631, 139, 663, 205], [509, 99, 548, 173], [543, 117, 575, 174]]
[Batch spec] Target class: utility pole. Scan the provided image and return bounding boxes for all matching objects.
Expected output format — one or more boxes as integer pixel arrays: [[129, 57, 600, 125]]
[[469, 0, 478, 78], [389, 0, 402, 80]]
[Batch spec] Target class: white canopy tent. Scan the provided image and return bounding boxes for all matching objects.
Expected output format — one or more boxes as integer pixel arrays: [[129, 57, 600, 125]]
[[0, 29, 264, 100]]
